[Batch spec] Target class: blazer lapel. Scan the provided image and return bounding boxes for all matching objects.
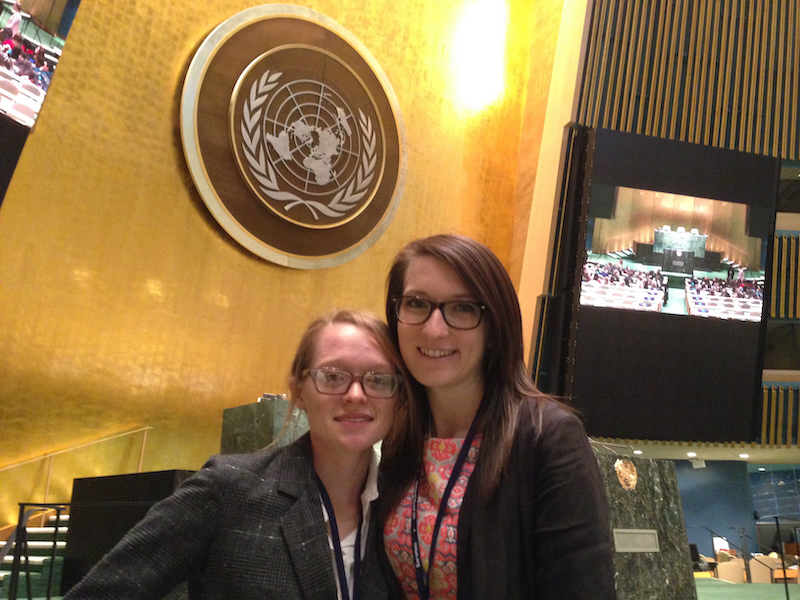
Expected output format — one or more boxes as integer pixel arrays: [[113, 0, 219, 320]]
[[360, 503, 390, 599], [277, 438, 338, 599]]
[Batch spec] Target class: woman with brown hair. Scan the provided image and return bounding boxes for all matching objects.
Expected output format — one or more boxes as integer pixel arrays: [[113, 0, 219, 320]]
[[65, 310, 407, 600], [380, 234, 614, 599]]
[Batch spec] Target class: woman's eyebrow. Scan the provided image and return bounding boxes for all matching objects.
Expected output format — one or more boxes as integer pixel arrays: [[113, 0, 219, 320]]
[[402, 290, 476, 299]]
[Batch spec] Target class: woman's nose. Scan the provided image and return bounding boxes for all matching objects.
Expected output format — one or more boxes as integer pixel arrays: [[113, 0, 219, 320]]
[[422, 305, 450, 337], [343, 378, 368, 402]]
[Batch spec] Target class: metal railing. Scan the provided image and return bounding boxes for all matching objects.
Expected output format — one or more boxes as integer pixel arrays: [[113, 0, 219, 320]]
[[0, 428, 154, 599], [690, 517, 800, 600], [1, 503, 67, 600], [0, 427, 153, 508]]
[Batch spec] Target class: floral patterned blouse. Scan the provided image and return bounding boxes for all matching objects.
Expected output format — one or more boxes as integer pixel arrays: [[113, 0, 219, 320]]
[[384, 435, 482, 599]]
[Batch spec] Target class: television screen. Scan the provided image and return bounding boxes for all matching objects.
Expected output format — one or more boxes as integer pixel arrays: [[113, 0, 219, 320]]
[[580, 186, 766, 323], [562, 129, 779, 443], [0, 0, 80, 128]]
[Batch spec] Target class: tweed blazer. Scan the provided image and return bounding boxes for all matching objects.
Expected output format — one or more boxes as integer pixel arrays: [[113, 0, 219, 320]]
[[63, 434, 389, 600]]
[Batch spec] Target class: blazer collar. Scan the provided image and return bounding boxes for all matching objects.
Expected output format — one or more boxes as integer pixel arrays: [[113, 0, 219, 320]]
[[277, 434, 339, 599], [274, 435, 387, 600]]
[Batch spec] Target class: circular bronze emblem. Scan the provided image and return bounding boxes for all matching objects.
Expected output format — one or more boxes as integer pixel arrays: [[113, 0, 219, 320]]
[[614, 458, 638, 491], [181, 5, 406, 268]]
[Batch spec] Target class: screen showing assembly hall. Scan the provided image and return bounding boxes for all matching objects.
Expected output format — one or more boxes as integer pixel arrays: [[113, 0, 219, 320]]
[[562, 129, 778, 444], [579, 186, 766, 323]]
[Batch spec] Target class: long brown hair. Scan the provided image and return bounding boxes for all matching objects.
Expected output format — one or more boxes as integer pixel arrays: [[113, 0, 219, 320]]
[[380, 234, 548, 515]]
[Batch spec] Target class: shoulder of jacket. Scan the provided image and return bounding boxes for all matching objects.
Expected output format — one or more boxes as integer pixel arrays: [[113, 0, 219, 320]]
[[200, 435, 313, 484], [512, 397, 583, 452]]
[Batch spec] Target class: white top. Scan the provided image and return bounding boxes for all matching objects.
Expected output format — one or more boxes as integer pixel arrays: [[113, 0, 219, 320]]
[[7, 12, 22, 35], [320, 449, 380, 600]]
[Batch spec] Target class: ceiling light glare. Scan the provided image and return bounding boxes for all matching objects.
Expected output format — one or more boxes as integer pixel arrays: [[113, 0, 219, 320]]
[[687, 452, 697, 458], [451, 0, 508, 111]]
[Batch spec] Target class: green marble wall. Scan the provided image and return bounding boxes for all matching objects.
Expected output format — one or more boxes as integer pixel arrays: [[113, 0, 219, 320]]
[[596, 454, 697, 600], [220, 396, 309, 454]]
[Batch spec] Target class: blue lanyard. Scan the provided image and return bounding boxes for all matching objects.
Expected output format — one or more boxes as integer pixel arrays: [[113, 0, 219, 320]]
[[315, 475, 363, 600], [410, 418, 480, 600]]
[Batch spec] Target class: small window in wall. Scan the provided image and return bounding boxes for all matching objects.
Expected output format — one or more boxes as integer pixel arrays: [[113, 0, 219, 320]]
[[0, 0, 81, 128]]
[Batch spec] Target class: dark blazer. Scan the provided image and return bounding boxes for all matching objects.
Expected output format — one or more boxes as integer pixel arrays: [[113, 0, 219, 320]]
[[384, 399, 615, 600], [64, 434, 389, 600]]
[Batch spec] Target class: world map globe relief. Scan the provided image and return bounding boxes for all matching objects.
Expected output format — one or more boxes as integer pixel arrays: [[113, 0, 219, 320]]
[[262, 79, 362, 197]]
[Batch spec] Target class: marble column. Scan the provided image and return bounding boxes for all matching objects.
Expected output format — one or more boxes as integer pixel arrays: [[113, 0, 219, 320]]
[[220, 395, 309, 454], [595, 454, 697, 600]]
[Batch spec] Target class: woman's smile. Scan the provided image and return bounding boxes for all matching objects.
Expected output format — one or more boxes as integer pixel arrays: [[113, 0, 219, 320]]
[[418, 347, 456, 358]]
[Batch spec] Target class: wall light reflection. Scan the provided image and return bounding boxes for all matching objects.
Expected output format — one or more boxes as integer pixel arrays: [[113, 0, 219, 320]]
[[72, 269, 92, 289], [451, 0, 508, 111], [210, 292, 229, 308], [146, 279, 164, 298]]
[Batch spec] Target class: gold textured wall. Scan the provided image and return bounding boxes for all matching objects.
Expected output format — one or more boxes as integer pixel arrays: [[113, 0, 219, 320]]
[[0, 0, 565, 526]]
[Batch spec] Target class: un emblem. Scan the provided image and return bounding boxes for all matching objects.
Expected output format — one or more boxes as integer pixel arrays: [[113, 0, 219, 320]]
[[232, 48, 380, 229], [181, 6, 406, 268]]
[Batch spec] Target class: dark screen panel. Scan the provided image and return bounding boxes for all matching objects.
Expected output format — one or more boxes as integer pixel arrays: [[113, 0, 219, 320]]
[[0, 115, 28, 208], [571, 306, 760, 441], [566, 129, 779, 442], [591, 129, 777, 208], [588, 183, 616, 219]]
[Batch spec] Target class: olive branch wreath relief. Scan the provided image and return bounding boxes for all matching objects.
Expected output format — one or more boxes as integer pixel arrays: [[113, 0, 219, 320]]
[[239, 70, 377, 220]]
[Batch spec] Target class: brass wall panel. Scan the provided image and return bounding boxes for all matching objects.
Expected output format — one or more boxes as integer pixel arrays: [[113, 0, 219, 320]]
[[795, 236, 800, 320], [777, 387, 785, 446], [772, 237, 780, 317], [579, 0, 800, 160], [761, 385, 800, 449], [770, 234, 800, 320], [714, 1, 735, 148], [667, 0, 689, 139], [791, 1, 800, 155], [791, 236, 797, 319], [775, 0, 788, 157], [634, 1, 656, 134], [761, 387, 770, 447], [788, 387, 795, 449], [0, 0, 561, 525], [609, 0, 632, 130], [770, 387, 778, 446], [781, 237, 788, 317], [646, 0, 662, 133]]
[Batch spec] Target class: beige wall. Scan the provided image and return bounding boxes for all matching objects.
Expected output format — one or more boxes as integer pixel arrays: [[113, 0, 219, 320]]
[[0, 0, 568, 526]]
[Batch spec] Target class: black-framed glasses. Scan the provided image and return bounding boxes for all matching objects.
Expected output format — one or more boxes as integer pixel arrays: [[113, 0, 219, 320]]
[[393, 295, 486, 330], [301, 367, 402, 398]]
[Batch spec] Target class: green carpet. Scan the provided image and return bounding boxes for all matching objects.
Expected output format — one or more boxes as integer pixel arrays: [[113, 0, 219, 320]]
[[696, 579, 800, 599]]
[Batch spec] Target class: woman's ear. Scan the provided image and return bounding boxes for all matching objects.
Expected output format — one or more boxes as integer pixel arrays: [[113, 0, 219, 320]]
[[289, 376, 306, 410]]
